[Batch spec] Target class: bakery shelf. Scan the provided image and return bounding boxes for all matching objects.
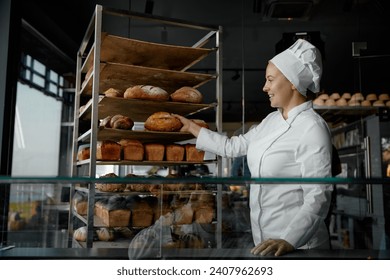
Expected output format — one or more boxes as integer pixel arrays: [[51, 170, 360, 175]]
[[314, 106, 379, 123], [95, 160, 216, 166], [79, 96, 216, 122], [97, 127, 196, 143], [80, 62, 216, 96], [83, 33, 214, 72]]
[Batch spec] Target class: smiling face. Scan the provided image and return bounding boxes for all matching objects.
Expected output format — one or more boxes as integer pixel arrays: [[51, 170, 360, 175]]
[[262, 62, 305, 118]]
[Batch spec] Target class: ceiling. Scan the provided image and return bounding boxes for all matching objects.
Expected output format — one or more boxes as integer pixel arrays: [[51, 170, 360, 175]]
[[20, 0, 390, 123]]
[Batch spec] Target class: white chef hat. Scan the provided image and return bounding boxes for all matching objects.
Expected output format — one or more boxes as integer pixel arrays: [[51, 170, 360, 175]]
[[270, 39, 322, 96]]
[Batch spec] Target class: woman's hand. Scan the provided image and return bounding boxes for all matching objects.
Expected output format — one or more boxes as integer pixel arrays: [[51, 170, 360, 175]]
[[251, 239, 294, 257], [171, 114, 202, 137]]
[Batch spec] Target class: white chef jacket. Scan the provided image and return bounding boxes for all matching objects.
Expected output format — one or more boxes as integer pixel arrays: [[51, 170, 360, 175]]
[[196, 101, 333, 249]]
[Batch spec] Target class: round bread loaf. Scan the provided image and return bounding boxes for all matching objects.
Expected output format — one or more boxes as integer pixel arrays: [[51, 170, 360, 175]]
[[104, 88, 123, 98], [170, 86, 203, 103], [348, 99, 360, 106], [379, 93, 390, 101], [366, 93, 377, 101], [361, 100, 372, 107], [373, 100, 385, 107], [124, 85, 169, 101], [144, 112, 183, 132], [325, 99, 336, 106]]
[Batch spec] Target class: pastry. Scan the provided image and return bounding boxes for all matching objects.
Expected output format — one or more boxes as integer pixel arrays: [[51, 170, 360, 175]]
[[119, 139, 144, 161], [96, 140, 121, 161], [144, 143, 165, 161], [124, 85, 169, 101], [144, 111, 183, 132], [170, 86, 203, 103]]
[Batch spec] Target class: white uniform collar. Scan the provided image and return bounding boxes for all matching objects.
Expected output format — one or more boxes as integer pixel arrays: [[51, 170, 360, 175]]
[[278, 101, 313, 123]]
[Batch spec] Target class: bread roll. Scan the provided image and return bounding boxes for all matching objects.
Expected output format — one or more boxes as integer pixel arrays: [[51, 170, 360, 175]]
[[373, 100, 385, 107], [96, 228, 115, 241], [313, 98, 325, 106], [379, 93, 390, 101], [348, 99, 361, 106], [170, 87, 203, 103], [341, 92, 351, 99], [124, 85, 169, 101], [104, 88, 123, 98], [366, 93, 377, 101], [119, 139, 144, 161], [144, 112, 183, 132], [324, 99, 336, 106], [330, 92, 340, 100], [361, 100, 371, 107], [144, 143, 165, 161], [73, 226, 87, 242], [166, 144, 185, 161], [97, 140, 121, 161], [351, 92, 364, 101], [101, 115, 134, 130], [386, 100, 390, 107], [317, 93, 329, 100], [336, 98, 348, 106], [185, 144, 205, 162]]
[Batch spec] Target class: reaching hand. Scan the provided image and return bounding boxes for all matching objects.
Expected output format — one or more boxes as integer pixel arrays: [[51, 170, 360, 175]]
[[251, 239, 294, 257], [171, 114, 202, 137]]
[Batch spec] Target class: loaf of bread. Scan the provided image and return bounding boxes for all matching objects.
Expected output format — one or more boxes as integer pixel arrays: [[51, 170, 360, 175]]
[[119, 139, 144, 161], [144, 111, 183, 132], [348, 99, 361, 106], [165, 144, 185, 161], [170, 86, 203, 103], [96, 140, 121, 161], [77, 144, 90, 161], [313, 98, 325, 106], [73, 192, 88, 215], [96, 228, 115, 241], [101, 115, 134, 130], [124, 173, 148, 192], [129, 198, 154, 228], [373, 100, 385, 107], [95, 173, 126, 192], [351, 92, 364, 101], [317, 93, 329, 100], [124, 85, 169, 101], [379, 93, 390, 101], [144, 143, 165, 161], [104, 88, 123, 98], [325, 99, 336, 106], [185, 144, 205, 162], [95, 196, 131, 227], [73, 226, 87, 242], [366, 93, 377, 101], [361, 100, 372, 106]]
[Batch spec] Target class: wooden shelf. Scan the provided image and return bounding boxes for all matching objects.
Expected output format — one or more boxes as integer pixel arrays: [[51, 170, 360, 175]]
[[80, 62, 216, 95], [95, 160, 215, 166], [80, 96, 216, 122], [83, 33, 214, 72]]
